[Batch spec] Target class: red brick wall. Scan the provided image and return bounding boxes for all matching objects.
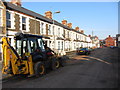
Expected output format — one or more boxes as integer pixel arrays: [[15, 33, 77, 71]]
[[105, 36, 115, 47]]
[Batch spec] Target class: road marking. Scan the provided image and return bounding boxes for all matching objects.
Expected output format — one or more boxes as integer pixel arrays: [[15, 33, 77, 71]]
[[88, 56, 112, 65], [72, 55, 111, 65], [73, 55, 90, 61]]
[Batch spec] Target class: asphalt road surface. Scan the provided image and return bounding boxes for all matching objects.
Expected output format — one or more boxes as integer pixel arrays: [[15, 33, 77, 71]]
[[2, 47, 119, 88]]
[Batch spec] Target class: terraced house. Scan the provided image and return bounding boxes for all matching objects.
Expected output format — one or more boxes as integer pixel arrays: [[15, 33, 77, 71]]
[[0, 0, 6, 54], [0, 0, 98, 55]]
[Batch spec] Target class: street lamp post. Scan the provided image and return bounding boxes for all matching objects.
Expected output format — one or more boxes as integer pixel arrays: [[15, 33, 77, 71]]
[[52, 11, 60, 52]]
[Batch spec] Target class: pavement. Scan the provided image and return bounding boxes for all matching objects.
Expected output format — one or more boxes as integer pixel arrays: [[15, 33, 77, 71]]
[[1, 47, 120, 88]]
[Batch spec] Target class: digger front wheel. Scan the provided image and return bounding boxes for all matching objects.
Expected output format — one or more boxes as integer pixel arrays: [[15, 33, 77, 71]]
[[51, 58, 60, 70], [34, 62, 46, 77]]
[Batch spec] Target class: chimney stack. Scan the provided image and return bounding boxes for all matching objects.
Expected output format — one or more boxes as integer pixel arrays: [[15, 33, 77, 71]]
[[62, 20, 67, 26], [75, 27, 79, 31], [45, 11, 52, 19], [11, 0, 21, 6], [67, 23, 72, 28], [80, 30, 84, 34]]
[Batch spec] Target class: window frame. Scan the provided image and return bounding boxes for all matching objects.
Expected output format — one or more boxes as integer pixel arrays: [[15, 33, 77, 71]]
[[37, 38, 45, 52], [58, 28, 60, 37], [58, 41, 60, 50], [48, 25, 51, 35], [63, 29, 65, 38], [6, 11, 11, 28], [61, 41, 63, 50], [0, 8, 2, 26], [67, 31, 69, 38], [22, 16, 27, 30], [41, 22, 44, 34], [52, 26, 54, 35]]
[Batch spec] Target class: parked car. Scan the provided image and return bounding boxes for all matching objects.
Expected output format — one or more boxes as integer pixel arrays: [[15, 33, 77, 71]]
[[110, 46, 118, 49], [110, 46, 115, 48], [76, 48, 91, 55]]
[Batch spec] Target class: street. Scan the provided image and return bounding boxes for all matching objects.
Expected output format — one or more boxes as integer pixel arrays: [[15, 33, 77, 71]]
[[2, 47, 119, 88]]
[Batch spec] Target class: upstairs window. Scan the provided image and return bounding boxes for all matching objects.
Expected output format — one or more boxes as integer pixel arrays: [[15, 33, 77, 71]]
[[80, 35, 81, 40], [67, 31, 69, 38], [22, 16, 26, 30], [6, 11, 11, 28], [0, 9, 2, 26], [63, 29, 65, 38], [76, 34, 77, 40], [58, 28, 60, 37], [69, 32, 71, 38], [52, 26, 54, 35], [48, 25, 51, 35], [41, 23, 44, 34]]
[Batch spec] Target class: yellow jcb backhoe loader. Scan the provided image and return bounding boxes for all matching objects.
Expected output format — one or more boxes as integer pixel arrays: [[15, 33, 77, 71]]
[[1, 33, 65, 77]]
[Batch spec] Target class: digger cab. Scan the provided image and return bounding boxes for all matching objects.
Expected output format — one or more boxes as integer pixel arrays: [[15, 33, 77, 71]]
[[14, 33, 48, 62]]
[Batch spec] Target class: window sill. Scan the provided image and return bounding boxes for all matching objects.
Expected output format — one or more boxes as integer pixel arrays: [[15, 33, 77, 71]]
[[22, 29, 26, 31], [21, 29, 29, 31], [7, 27, 15, 30]]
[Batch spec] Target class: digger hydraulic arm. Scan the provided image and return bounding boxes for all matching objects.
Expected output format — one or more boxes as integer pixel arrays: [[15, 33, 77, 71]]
[[1, 37, 34, 75]]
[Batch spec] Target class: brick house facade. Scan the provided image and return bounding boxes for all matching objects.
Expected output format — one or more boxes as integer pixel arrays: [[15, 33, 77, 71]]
[[105, 35, 116, 47]]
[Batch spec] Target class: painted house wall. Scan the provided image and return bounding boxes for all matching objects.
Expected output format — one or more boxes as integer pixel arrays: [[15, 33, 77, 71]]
[[0, 0, 6, 53], [2, 1, 100, 55]]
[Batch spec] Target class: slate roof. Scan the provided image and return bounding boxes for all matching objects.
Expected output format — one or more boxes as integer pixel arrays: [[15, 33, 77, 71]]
[[3, 1, 86, 36]]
